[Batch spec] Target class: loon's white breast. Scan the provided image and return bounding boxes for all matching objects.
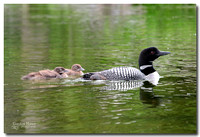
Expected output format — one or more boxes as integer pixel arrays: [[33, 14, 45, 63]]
[[145, 71, 160, 85]]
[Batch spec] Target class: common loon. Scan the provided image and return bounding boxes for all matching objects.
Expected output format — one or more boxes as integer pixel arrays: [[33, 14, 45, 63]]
[[83, 47, 170, 85]]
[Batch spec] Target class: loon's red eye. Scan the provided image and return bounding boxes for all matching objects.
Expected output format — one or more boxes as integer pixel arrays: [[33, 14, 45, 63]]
[[150, 51, 155, 55]]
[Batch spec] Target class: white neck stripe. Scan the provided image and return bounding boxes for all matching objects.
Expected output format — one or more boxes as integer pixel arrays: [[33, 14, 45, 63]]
[[140, 65, 153, 70]]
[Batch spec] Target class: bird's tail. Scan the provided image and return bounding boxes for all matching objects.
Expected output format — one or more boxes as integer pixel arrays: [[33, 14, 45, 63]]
[[82, 72, 95, 80]]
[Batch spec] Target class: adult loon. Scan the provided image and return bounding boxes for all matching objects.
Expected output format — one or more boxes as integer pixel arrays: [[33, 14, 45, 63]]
[[83, 47, 170, 85]]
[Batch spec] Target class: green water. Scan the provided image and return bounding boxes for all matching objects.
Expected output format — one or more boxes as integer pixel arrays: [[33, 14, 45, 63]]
[[4, 4, 196, 134]]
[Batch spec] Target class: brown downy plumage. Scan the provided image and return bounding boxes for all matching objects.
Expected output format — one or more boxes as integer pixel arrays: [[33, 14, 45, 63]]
[[21, 67, 68, 80], [65, 64, 85, 77]]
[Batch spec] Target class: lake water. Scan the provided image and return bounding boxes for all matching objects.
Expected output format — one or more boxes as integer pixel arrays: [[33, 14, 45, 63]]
[[4, 4, 196, 134]]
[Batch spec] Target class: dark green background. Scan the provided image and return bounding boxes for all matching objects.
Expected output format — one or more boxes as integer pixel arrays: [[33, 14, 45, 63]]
[[4, 4, 196, 133]]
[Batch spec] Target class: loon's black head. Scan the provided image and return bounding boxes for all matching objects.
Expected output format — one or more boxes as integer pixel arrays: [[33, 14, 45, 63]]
[[139, 47, 170, 75], [139, 47, 170, 66]]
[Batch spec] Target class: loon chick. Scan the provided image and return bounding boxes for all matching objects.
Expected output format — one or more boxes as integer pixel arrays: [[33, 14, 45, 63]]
[[65, 64, 85, 77], [21, 67, 68, 80], [83, 47, 170, 85]]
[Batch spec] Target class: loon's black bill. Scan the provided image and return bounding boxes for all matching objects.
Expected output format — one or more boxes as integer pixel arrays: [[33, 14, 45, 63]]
[[158, 51, 171, 56]]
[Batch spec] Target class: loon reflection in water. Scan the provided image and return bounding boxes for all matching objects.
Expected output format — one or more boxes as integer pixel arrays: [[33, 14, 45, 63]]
[[100, 80, 144, 91], [92, 80, 162, 107], [105, 80, 162, 107], [22, 78, 163, 107]]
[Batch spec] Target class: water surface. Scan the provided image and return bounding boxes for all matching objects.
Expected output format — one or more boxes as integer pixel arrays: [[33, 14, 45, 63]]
[[4, 4, 196, 133]]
